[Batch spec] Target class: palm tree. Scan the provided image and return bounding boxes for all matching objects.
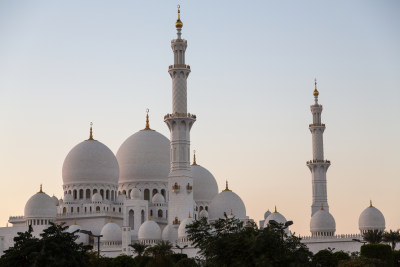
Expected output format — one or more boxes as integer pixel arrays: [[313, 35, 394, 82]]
[[129, 242, 148, 257], [382, 229, 400, 250], [362, 230, 383, 244], [144, 240, 173, 258]]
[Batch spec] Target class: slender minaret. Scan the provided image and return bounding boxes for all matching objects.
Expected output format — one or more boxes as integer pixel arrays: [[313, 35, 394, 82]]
[[164, 6, 196, 225], [307, 79, 331, 216]]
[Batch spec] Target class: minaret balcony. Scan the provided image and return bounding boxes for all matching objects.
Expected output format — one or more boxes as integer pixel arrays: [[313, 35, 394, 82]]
[[169, 64, 190, 70], [172, 183, 181, 193], [306, 159, 331, 165], [164, 113, 196, 120], [309, 123, 325, 127]]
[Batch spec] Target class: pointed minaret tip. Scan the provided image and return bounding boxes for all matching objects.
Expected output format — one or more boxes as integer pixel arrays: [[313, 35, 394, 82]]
[[88, 122, 94, 140], [230, 209, 233, 216], [313, 78, 319, 97], [110, 217, 113, 223], [175, 4, 183, 29], [274, 206, 278, 213], [148, 215, 151, 221], [73, 219, 77, 225], [38, 184, 43, 193], [192, 150, 197, 165], [369, 200, 373, 208]]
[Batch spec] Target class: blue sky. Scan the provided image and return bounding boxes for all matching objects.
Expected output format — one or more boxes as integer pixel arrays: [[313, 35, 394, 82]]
[[0, 1, 399, 235]]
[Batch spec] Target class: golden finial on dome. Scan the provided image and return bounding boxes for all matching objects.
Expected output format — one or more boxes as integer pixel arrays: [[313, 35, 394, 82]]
[[142, 109, 154, 131], [192, 150, 197, 165], [175, 5, 183, 29], [88, 122, 94, 140], [313, 78, 319, 96], [230, 209, 233, 216], [320, 203, 324, 210], [38, 184, 43, 193], [148, 215, 151, 221], [369, 200, 373, 207], [274, 206, 278, 213], [73, 219, 77, 225], [110, 217, 113, 223], [188, 211, 192, 218], [223, 180, 231, 191]]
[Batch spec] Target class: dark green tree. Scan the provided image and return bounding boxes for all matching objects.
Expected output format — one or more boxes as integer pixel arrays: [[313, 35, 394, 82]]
[[383, 230, 400, 250], [144, 240, 174, 267], [363, 230, 384, 244], [312, 249, 338, 267], [186, 215, 312, 267], [0, 222, 90, 267], [333, 250, 351, 263], [111, 254, 136, 267], [130, 242, 148, 257]]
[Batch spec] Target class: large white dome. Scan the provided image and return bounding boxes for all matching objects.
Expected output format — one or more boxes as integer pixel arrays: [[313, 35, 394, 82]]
[[24, 189, 57, 219], [191, 164, 219, 203], [62, 139, 119, 186], [138, 219, 162, 241], [209, 187, 246, 220], [162, 224, 178, 243], [310, 209, 336, 233], [100, 222, 122, 242], [359, 202, 385, 233], [117, 130, 170, 184], [178, 217, 194, 239]]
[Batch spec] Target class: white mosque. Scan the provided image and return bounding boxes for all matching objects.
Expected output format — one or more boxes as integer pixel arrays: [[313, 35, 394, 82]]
[[0, 7, 389, 257]]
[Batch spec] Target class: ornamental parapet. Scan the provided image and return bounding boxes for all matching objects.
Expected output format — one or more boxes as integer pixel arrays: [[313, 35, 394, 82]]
[[171, 39, 187, 44], [168, 64, 190, 70], [9, 215, 24, 220], [57, 211, 123, 218], [309, 123, 325, 127], [164, 113, 196, 120], [306, 159, 331, 164], [300, 233, 363, 240]]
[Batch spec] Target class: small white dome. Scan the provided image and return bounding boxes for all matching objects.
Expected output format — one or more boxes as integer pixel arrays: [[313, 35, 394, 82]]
[[264, 210, 287, 228], [117, 130, 170, 184], [178, 217, 194, 239], [24, 190, 57, 219], [152, 193, 165, 204], [64, 193, 73, 203], [67, 224, 89, 244], [209, 188, 246, 220], [264, 210, 271, 220], [101, 222, 122, 242], [310, 209, 336, 233], [51, 196, 59, 206], [117, 194, 126, 203], [162, 224, 178, 243], [138, 219, 162, 241], [92, 193, 103, 203], [191, 164, 219, 202], [359, 203, 385, 233], [62, 139, 119, 186], [199, 209, 209, 219], [130, 188, 142, 200]]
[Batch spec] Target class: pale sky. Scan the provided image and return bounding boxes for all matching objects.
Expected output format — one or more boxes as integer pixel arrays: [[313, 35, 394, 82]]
[[0, 1, 399, 236]]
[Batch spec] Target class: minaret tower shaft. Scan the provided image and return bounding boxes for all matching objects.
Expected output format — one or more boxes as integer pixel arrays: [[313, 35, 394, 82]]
[[164, 6, 196, 225], [307, 80, 331, 216]]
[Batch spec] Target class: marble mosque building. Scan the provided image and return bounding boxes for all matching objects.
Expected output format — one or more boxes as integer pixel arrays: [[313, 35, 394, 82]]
[[0, 8, 389, 257]]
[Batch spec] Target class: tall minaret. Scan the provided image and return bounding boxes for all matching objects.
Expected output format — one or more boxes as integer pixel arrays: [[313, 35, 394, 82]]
[[164, 6, 196, 225], [306, 79, 331, 216]]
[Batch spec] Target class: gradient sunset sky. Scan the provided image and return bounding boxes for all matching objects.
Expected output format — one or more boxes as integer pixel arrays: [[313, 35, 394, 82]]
[[0, 1, 399, 235]]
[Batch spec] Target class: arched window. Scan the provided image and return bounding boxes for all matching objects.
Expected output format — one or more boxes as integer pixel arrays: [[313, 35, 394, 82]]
[[84, 207, 87, 212], [122, 190, 126, 196], [128, 189, 132, 199], [144, 189, 150, 201], [96, 206, 100, 212], [93, 189, 98, 194], [158, 209, 163, 218], [79, 189, 84, 199], [150, 210, 153, 217], [63, 207, 66, 214], [152, 189, 158, 197], [161, 189, 166, 198], [141, 210, 145, 224], [77, 207, 80, 213], [100, 189, 104, 199], [119, 208, 121, 213], [129, 210, 134, 229], [205, 206, 208, 211], [73, 190, 77, 199], [86, 189, 91, 199], [200, 206, 204, 211], [106, 190, 109, 200], [111, 190, 114, 201], [71, 207, 74, 213], [113, 207, 115, 212], [68, 190, 72, 195], [90, 206, 92, 212]]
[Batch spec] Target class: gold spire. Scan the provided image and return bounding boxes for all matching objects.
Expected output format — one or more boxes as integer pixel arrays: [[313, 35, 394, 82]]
[[223, 180, 231, 191], [274, 206, 278, 213], [192, 150, 197, 165], [148, 215, 151, 221], [110, 217, 113, 223], [143, 108, 153, 131], [73, 219, 77, 225], [188, 211, 192, 218], [313, 78, 319, 96], [175, 5, 183, 28], [38, 184, 43, 193], [230, 209, 233, 216], [88, 122, 94, 140], [320, 203, 324, 210], [369, 200, 373, 207]]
